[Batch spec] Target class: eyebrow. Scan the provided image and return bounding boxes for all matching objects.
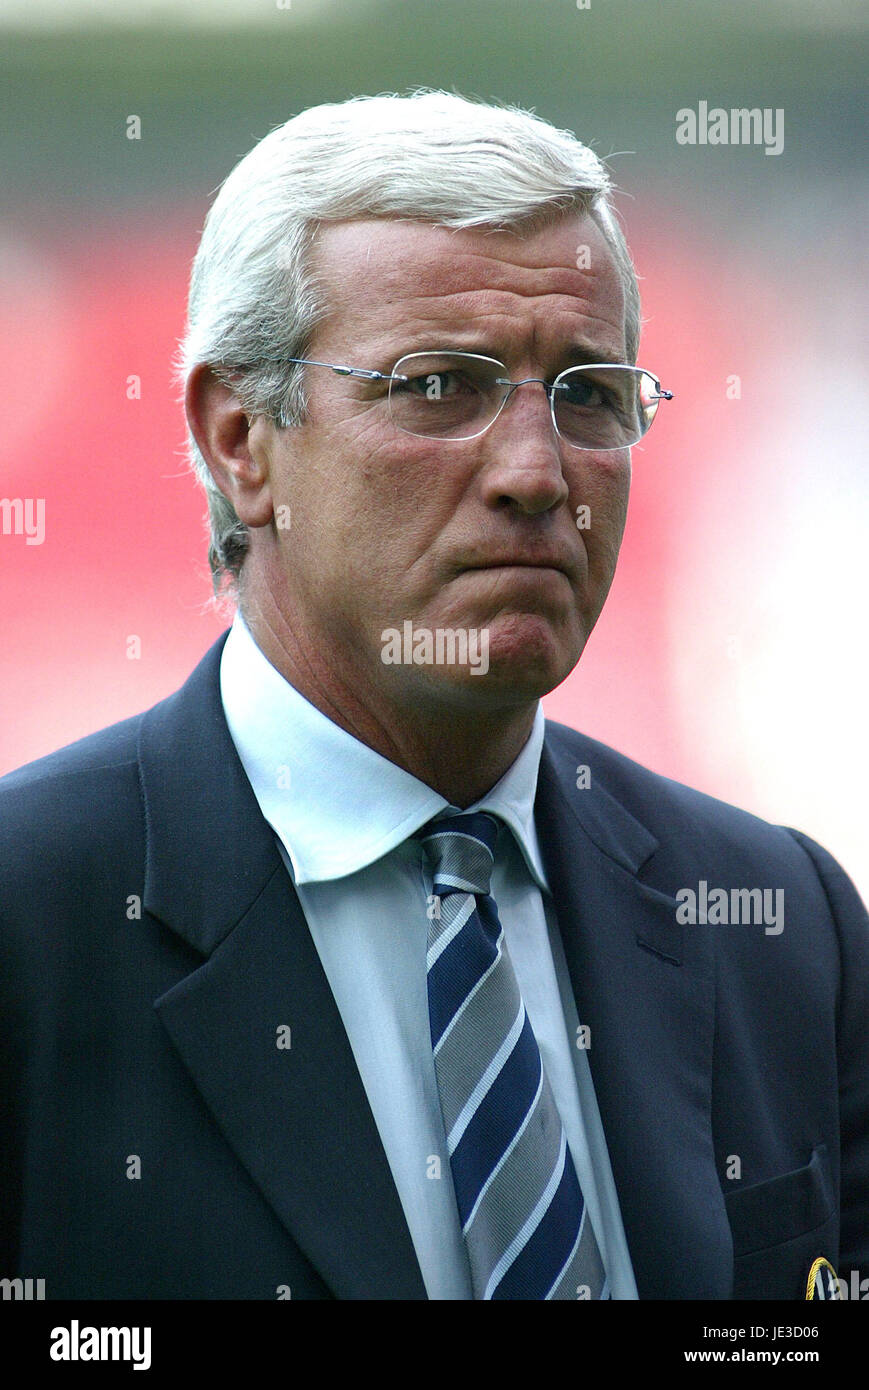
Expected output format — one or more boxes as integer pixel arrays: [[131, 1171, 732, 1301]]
[[557, 342, 627, 368]]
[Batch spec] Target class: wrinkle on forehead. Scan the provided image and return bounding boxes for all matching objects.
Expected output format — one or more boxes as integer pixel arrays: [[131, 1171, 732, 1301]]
[[309, 214, 627, 363]]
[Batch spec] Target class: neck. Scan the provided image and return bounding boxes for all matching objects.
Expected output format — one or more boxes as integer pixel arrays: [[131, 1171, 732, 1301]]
[[238, 588, 538, 809]]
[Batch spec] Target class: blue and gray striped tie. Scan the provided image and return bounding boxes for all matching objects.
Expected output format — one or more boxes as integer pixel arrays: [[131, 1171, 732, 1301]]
[[420, 810, 608, 1300]]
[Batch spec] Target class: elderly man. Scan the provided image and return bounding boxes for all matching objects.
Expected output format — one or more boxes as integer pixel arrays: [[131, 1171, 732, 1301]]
[[1, 92, 866, 1303]]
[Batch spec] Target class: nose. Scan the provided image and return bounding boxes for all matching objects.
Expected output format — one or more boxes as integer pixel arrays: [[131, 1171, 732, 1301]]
[[477, 380, 569, 516]]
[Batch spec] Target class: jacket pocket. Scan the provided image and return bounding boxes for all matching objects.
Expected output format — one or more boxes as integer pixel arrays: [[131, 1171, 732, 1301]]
[[724, 1144, 834, 1257], [724, 1145, 838, 1299]]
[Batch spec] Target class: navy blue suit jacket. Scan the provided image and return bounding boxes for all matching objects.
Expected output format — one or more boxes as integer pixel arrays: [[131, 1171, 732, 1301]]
[[1, 633, 867, 1298]]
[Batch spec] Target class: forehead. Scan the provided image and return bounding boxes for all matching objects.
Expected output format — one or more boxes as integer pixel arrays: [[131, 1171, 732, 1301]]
[[308, 212, 627, 363]]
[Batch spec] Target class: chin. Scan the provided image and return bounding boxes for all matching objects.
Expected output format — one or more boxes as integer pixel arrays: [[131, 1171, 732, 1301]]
[[413, 616, 586, 709], [489, 610, 584, 669]]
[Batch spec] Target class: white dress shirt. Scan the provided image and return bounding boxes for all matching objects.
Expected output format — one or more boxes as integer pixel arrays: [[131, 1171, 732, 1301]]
[[220, 614, 637, 1299]]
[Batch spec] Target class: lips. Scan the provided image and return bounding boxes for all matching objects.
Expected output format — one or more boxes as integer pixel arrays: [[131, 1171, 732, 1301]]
[[461, 558, 571, 575]]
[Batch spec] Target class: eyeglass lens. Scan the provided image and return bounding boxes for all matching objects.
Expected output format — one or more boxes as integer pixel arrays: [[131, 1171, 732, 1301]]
[[388, 352, 661, 448]]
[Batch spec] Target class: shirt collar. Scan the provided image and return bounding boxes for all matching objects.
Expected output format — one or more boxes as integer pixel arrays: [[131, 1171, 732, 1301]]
[[219, 613, 550, 891]]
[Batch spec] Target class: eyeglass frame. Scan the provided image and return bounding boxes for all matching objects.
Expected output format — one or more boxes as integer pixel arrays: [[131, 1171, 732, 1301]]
[[266, 350, 673, 450]]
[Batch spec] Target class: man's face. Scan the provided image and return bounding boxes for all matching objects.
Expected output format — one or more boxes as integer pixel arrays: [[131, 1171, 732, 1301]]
[[253, 211, 631, 712]]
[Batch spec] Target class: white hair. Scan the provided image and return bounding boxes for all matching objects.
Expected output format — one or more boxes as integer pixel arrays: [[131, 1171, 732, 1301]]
[[176, 90, 642, 588]]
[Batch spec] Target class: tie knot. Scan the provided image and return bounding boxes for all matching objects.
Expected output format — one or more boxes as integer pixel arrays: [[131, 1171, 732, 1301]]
[[418, 811, 499, 899]]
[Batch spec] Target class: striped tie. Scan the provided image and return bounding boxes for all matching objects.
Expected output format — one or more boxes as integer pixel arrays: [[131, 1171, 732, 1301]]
[[420, 811, 608, 1300]]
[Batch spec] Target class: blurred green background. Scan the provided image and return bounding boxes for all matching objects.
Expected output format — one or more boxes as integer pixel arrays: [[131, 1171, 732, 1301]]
[[2, 0, 865, 209]]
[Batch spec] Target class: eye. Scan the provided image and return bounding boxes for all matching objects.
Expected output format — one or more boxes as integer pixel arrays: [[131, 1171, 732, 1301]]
[[398, 371, 476, 401], [559, 377, 607, 409]]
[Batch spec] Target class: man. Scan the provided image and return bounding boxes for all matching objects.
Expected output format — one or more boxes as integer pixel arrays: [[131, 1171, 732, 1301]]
[[1, 91, 866, 1301]]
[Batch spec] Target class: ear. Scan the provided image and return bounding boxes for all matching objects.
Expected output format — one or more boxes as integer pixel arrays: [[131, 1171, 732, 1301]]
[[184, 363, 275, 528]]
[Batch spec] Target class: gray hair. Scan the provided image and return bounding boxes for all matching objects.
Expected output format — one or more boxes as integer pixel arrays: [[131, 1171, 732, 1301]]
[[176, 90, 642, 589]]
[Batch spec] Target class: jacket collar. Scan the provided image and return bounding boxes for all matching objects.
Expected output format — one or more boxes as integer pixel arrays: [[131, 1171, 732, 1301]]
[[139, 631, 279, 955]]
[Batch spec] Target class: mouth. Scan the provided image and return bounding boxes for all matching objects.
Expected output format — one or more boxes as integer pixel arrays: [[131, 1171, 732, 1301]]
[[461, 559, 571, 578]]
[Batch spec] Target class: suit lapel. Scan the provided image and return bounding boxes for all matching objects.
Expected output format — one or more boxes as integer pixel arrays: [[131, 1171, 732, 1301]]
[[136, 635, 730, 1299], [536, 734, 732, 1299], [139, 635, 426, 1300]]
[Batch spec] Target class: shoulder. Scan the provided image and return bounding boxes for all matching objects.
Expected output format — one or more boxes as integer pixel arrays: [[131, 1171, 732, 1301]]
[[0, 634, 228, 854], [0, 712, 150, 912], [0, 710, 145, 819], [543, 720, 869, 1071], [545, 715, 769, 837], [543, 717, 864, 903]]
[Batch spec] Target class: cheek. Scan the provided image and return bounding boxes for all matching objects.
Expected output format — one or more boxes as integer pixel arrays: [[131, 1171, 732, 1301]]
[[287, 431, 456, 597], [351, 426, 468, 540], [567, 452, 630, 552]]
